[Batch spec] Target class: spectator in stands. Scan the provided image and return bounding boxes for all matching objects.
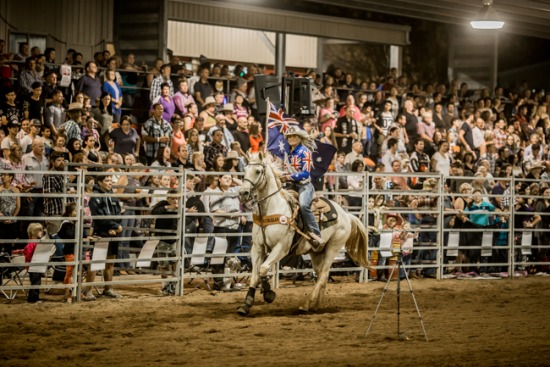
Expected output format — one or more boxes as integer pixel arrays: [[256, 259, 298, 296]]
[[76, 61, 101, 108], [208, 114, 234, 148], [248, 121, 263, 153], [185, 128, 203, 157], [403, 99, 418, 149], [88, 174, 123, 298], [109, 115, 140, 157], [44, 89, 65, 137], [210, 152, 225, 173], [152, 82, 176, 123], [42, 151, 72, 234], [334, 106, 360, 154], [381, 138, 400, 172], [344, 141, 364, 170], [347, 159, 365, 210], [149, 63, 174, 104], [319, 98, 338, 132], [183, 102, 198, 131], [199, 96, 217, 131], [102, 69, 123, 123], [141, 103, 173, 165], [194, 66, 213, 109], [67, 137, 83, 160], [22, 82, 44, 122], [418, 110, 436, 156], [172, 143, 192, 169], [1, 120, 21, 158], [82, 133, 102, 165], [18, 57, 41, 97], [20, 119, 41, 154], [16, 118, 30, 141], [59, 102, 85, 142], [231, 115, 250, 153], [173, 78, 195, 116], [146, 58, 164, 88], [0, 169, 21, 255], [431, 140, 452, 177], [458, 112, 476, 159], [1, 88, 22, 130], [169, 116, 185, 158], [151, 145, 172, 168], [13, 41, 29, 63], [21, 138, 48, 216]]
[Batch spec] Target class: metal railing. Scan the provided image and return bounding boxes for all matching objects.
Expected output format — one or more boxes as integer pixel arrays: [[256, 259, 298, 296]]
[[1, 168, 549, 302]]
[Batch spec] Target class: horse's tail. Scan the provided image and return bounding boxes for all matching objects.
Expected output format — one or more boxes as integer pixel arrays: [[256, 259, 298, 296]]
[[344, 214, 370, 268]]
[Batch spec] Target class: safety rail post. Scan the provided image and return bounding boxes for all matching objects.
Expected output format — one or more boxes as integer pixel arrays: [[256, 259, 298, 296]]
[[175, 167, 185, 296], [73, 170, 85, 302]]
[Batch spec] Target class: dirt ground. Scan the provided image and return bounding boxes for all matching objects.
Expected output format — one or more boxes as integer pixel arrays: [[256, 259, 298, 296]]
[[1, 275, 549, 367]]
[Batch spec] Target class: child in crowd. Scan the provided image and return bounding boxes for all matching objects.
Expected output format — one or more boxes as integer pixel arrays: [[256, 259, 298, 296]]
[[24, 223, 45, 303], [58, 203, 77, 303]]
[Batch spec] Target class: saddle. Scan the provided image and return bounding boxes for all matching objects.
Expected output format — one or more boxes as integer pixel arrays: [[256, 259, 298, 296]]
[[286, 190, 338, 224]]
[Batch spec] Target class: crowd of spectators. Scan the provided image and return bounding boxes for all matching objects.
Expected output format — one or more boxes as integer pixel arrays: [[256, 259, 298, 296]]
[[1, 39, 549, 301]]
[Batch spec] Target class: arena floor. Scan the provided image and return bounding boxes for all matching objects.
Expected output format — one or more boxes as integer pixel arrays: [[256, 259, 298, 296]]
[[1, 276, 549, 366]]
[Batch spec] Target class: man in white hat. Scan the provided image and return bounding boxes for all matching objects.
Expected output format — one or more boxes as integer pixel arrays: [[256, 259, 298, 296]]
[[280, 126, 326, 249]]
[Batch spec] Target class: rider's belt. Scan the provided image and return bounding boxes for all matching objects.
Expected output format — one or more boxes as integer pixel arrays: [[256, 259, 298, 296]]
[[297, 178, 311, 185]]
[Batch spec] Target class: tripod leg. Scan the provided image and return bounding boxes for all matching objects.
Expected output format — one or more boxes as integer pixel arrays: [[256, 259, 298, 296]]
[[401, 261, 429, 342], [365, 260, 398, 338]]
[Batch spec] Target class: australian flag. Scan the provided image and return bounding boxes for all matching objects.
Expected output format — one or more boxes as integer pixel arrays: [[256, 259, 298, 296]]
[[266, 102, 337, 180]]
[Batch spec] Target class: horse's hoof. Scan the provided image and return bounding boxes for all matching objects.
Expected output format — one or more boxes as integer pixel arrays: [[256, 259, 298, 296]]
[[237, 305, 250, 316], [298, 306, 309, 313], [263, 290, 276, 304]]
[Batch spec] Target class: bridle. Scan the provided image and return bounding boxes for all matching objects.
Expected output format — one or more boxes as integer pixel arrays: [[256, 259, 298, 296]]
[[243, 162, 281, 204]]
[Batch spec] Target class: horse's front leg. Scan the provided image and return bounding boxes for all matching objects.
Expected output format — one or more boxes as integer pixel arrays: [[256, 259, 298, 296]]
[[237, 242, 264, 316], [258, 241, 290, 304]]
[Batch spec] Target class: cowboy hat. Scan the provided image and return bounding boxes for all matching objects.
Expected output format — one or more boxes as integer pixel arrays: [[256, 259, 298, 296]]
[[67, 102, 86, 112], [284, 126, 309, 140], [225, 150, 239, 160], [203, 96, 216, 107], [385, 212, 403, 227], [221, 103, 234, 113], [528, 161, 544, 171], [422, 178, 438, 190]]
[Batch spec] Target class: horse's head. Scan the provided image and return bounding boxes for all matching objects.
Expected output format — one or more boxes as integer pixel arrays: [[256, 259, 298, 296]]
[[239, 152, 267, 202]]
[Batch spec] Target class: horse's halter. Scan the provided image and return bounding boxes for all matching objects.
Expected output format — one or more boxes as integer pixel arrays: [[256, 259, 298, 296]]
[[243, 162, 280, 203]]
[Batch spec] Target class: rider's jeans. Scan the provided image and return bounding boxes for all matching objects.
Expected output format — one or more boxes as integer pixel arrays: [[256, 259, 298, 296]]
[[298, 182, 322, 236]]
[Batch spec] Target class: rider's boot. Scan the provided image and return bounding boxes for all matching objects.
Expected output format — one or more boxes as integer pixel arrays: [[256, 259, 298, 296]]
[[308, 232, 327, 252]]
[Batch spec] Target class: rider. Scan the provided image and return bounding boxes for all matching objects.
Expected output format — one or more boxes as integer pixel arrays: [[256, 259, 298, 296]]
[[280, 126, 326, 249]]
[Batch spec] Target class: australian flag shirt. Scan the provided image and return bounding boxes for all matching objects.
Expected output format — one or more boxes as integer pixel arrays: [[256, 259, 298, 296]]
[[285, 143, 313, 184]]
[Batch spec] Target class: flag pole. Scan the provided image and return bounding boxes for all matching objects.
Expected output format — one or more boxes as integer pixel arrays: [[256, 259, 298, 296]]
[[264, 97, 270, 151]]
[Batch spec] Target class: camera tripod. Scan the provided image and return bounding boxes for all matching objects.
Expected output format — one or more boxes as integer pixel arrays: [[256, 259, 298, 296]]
[[365, 252, 429, 342]]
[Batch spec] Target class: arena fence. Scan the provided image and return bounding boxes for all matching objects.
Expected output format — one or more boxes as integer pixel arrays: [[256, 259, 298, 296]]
[[1, 167, 548, 302]]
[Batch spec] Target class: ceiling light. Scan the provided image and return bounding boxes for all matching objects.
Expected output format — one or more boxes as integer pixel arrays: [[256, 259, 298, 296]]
[[470, 0, 504, 30]]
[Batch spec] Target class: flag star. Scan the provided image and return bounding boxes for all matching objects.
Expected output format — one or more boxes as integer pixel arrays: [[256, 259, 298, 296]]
[[278, 140, 285, 152], [316, 157, 323, 163]]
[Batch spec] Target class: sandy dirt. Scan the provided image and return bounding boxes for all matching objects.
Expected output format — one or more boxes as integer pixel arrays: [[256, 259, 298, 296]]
[[1, 276, 549, 367]]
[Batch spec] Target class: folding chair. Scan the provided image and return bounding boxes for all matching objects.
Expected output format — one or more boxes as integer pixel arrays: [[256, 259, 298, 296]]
[[186, 236, 228, 290], [0, 252, 26, 300]]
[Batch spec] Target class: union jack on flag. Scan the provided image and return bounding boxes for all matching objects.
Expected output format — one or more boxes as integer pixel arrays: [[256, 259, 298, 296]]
[[267, 102, 299, 134]]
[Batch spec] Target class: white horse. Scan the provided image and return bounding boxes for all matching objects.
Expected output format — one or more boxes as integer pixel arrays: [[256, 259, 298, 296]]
[[237, 152, 369, 315]]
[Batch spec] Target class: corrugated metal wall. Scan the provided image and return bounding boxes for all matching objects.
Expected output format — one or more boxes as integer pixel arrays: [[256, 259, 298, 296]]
[[167, 21, 317, 68], [168, 0, 410, 46], [0, 0, 113, 61]]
